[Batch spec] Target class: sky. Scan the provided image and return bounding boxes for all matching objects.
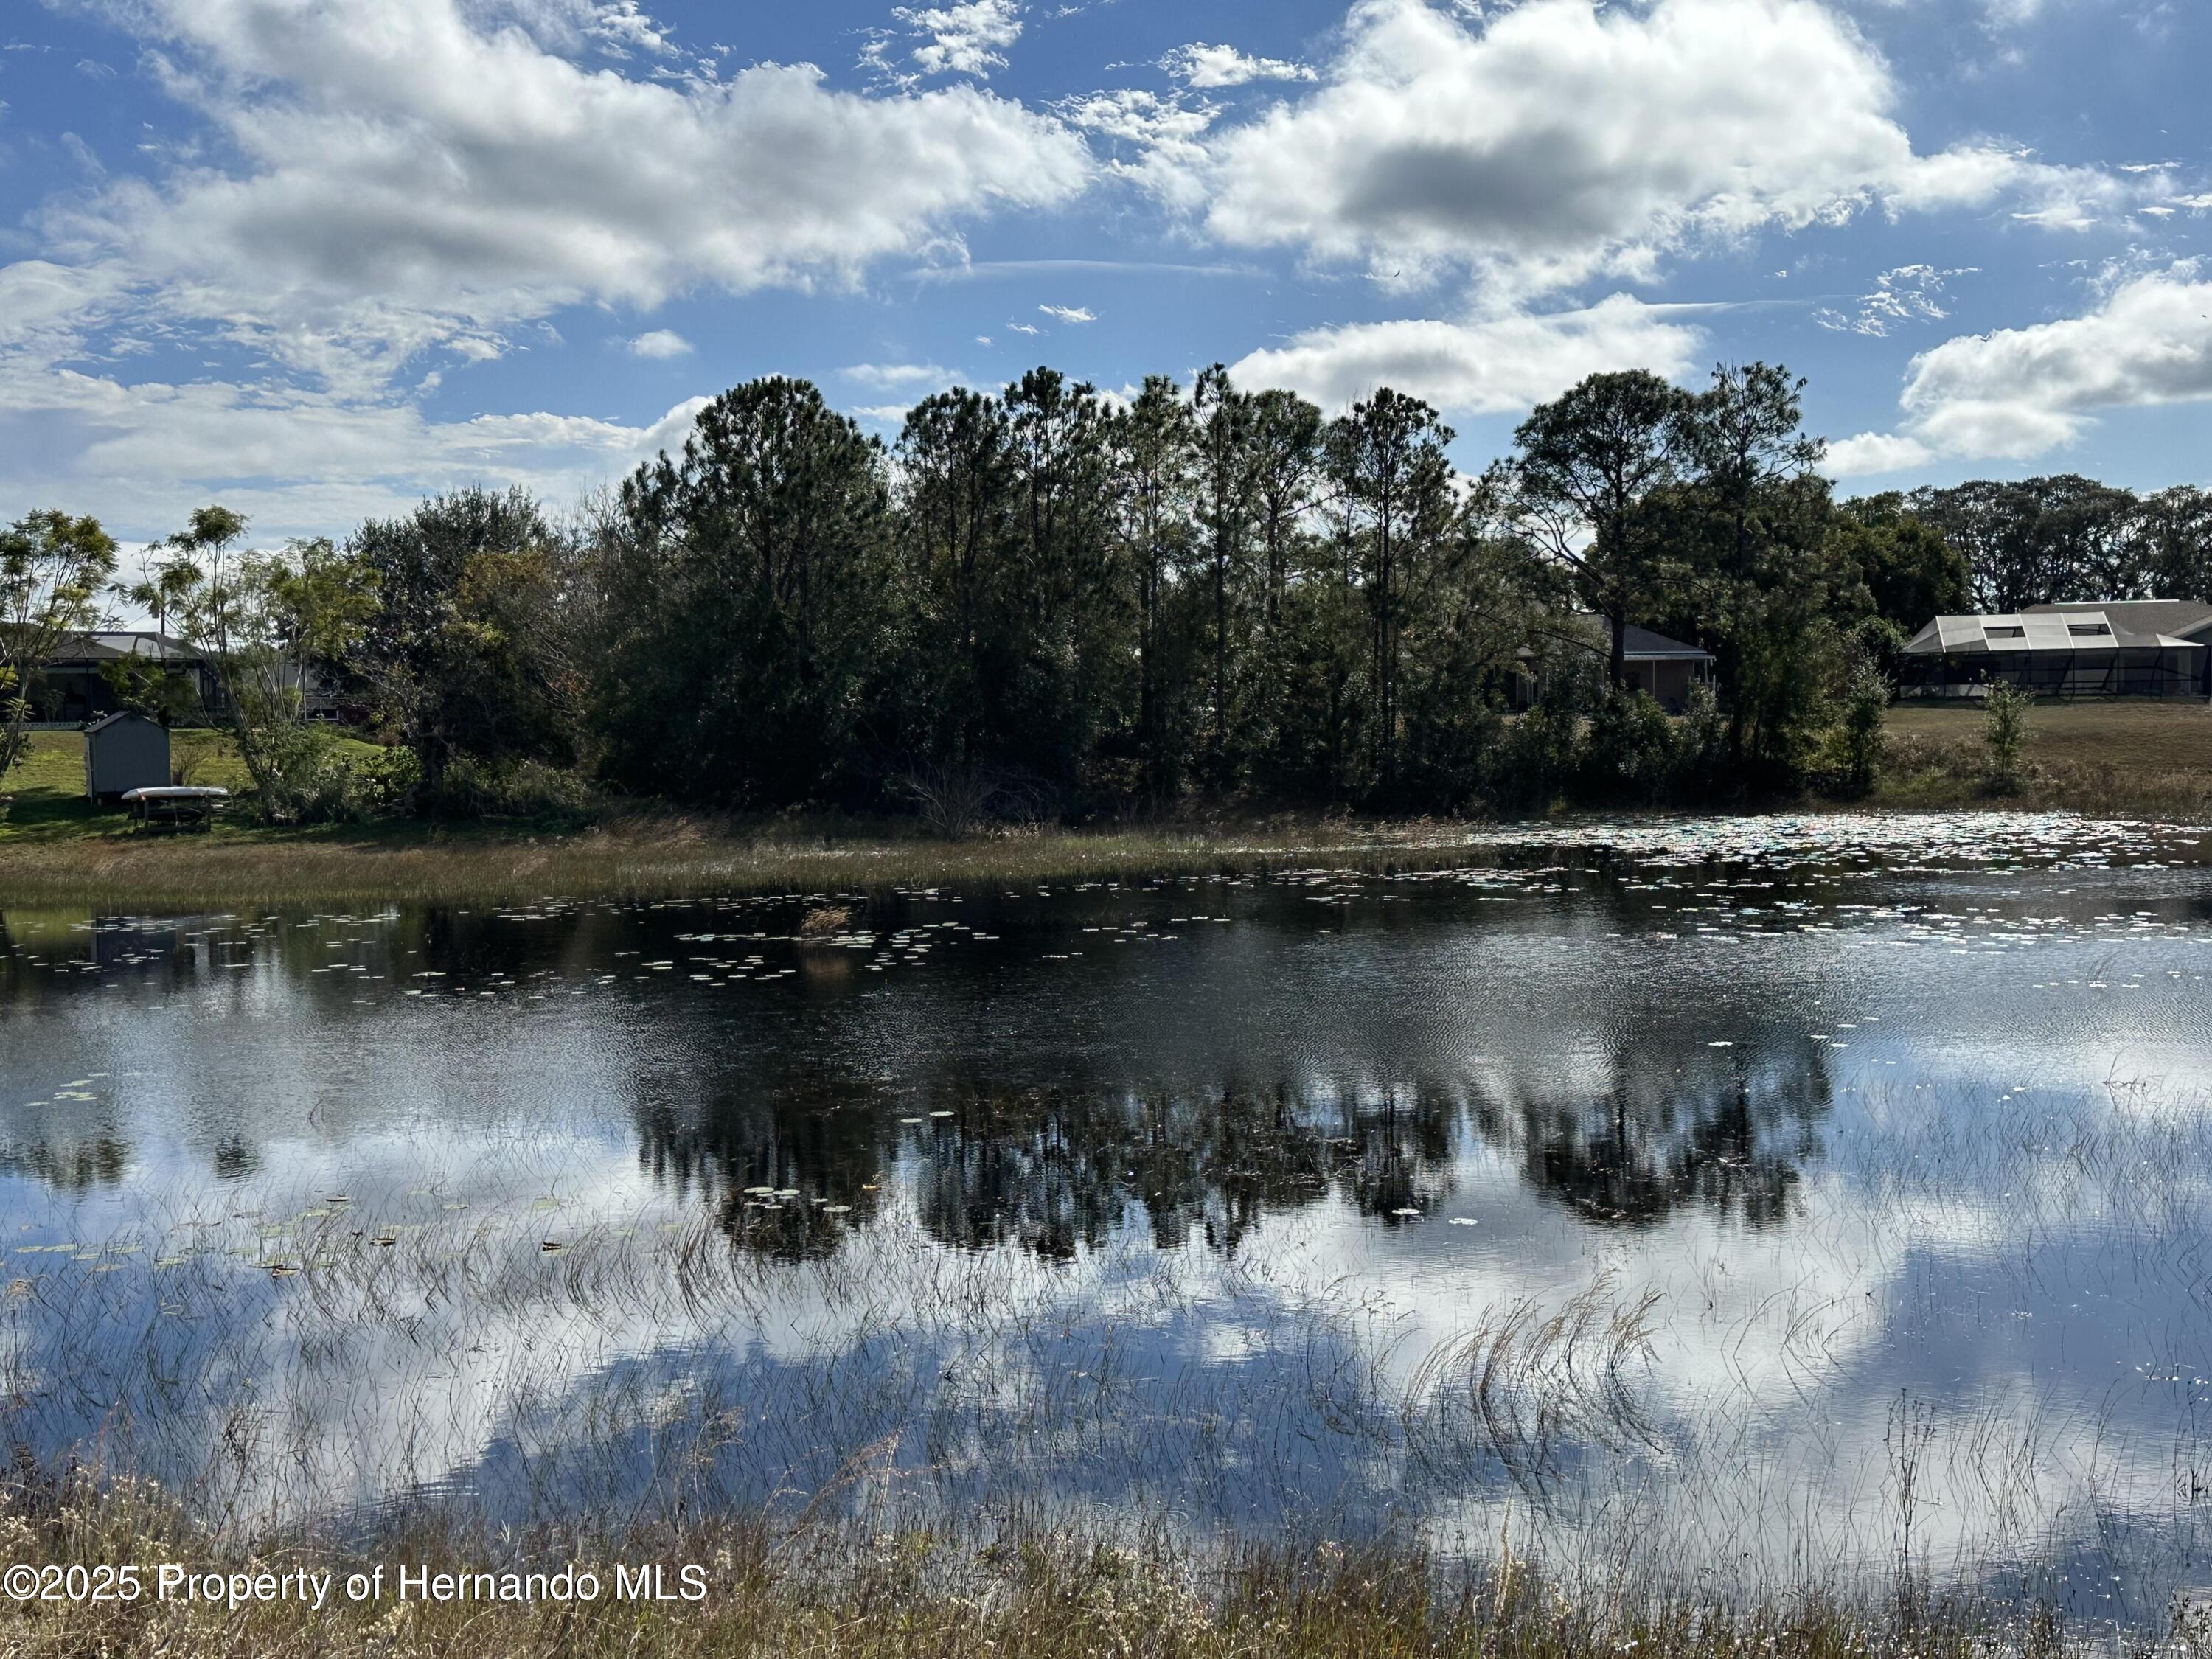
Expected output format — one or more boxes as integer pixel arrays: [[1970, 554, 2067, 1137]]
[[1, 0, 2208, 547]]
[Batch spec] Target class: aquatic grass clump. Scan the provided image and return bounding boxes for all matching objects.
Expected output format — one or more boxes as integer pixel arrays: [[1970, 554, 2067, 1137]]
[[1406, 1276, 1667, 1500]]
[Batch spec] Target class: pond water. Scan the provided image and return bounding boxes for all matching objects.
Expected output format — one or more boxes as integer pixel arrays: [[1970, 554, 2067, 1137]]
[[5, 812, 2212, 1621]]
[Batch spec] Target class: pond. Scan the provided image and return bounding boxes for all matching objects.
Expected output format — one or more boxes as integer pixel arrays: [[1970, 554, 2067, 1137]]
[[4, 811, 2212, 1623]]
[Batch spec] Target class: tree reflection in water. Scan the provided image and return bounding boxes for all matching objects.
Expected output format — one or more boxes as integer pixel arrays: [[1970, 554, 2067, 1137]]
[[632, 1036, 1833, 1257], [1495, 1043, 1834, 1228], [633, 1079, 892, 1260], [0, 1136, 129, 1194]]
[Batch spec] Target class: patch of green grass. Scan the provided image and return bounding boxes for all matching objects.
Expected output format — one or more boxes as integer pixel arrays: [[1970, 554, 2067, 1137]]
[[0, 728, 392, 849], [0, 729, 260, 844]]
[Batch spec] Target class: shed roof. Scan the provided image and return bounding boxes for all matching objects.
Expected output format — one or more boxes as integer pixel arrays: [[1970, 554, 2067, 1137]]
[[83, 710, 167, 736]]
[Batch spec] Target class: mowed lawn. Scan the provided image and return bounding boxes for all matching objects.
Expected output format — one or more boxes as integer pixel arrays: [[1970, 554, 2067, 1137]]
[[1885, 698, 2212, 769], [1, 729, 258, 843], [1881, 698, 2212, 813]]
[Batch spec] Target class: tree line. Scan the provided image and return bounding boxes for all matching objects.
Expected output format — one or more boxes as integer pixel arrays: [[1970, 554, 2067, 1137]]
[[2, 361, 2205, 824]]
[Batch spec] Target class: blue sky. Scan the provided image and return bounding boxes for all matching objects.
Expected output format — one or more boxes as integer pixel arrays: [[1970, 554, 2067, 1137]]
[[1, 0, 2208, 545]]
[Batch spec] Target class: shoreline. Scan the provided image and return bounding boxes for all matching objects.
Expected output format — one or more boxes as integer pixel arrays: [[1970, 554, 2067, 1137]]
[[4, 702, 2208, 906], [0, 797, 2197, 907], [0, 812, 1553, 906]]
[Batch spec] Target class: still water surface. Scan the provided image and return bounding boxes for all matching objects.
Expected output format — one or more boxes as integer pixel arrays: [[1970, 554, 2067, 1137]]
[[5, 813, 2212, 1618]]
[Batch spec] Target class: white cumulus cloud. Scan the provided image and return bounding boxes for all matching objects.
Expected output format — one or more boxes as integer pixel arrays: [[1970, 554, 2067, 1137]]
[[1187, 0, 2129, 299], [1161, 43, 1318, 88], [1055, 88, 1220, 211], [900, 0, 1024, 77], [1225, 294, 1705, 414], [1829, 267, 2212, 473], [627, 329, 693, 358], [18, 0, 1088, 386], [0, 0, 1088, 533]]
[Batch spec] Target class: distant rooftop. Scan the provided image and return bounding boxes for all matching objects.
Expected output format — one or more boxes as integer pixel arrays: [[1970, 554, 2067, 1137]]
[[1904, 607, 2206, 656], [46, 631, 204, 664], [1616, 623, 1713, 662], [2021, 599, 2212, 639], [1519, 616, 1713, 663]]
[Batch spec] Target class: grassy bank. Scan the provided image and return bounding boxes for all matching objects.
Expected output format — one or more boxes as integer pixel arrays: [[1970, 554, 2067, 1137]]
[[0, 730, 1453, 905], [1875, 698, 2212, 815], [1, 705, 2206, 906], [0, 730, 256, 843], [0, 1476, 2076, 1659], [0, 799, 1461, 907]]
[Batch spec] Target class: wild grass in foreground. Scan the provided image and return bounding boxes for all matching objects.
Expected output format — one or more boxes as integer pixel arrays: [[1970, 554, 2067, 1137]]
[[0, 807, 1512, 907], [0, 1471, 2088, 1659]]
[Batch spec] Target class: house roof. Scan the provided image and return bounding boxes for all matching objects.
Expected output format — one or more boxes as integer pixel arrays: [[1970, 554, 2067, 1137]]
[[2023, 599, 2212, 639], [1903, 609, 2205, 655], [44, 631, 203, 665], [1520, 616, 1714, 664], [1618, 624, 1714, 662]]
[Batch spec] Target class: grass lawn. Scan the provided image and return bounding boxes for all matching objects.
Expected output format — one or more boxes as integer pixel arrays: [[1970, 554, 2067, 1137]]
[[0, 728, 256, 843], [1877, 698, 2212, 815]]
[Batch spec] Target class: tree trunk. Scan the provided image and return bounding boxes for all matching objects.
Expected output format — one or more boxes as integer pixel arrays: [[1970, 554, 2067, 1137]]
[[1213, 545, 1228, 757]]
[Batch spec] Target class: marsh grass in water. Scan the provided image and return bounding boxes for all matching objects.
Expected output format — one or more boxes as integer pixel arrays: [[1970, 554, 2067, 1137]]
[[12, 1088, 2212, 1624], [0, 1469, 2104, 1659]]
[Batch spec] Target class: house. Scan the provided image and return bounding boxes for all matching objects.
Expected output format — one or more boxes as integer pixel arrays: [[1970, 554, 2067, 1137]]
[[1514, 620, 1717, 713], [30, 633, 225, 725], [1899, 602, 2212, 698], [30, 632, 346, 724], [83, 711, 172, 802], [2028, 601, 2212, 695]]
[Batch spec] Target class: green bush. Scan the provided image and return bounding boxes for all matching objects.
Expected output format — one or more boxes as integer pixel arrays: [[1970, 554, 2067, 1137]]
[[1580, 687, 1677, 803], [244, 731, 417, 825], [1491, 697, 1581, 813], [430, 757, 596, 821], [1672, 681, 1731, 801], [1982, 682, 2034, 794], [1824, 655, 1892, 799]]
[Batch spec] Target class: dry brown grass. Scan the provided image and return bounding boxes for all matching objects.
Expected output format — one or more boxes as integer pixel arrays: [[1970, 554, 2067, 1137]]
[[0, 795, 1499, 907], [0, 1474, 2078, 1659], [1877, 699, 2212, 817]]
